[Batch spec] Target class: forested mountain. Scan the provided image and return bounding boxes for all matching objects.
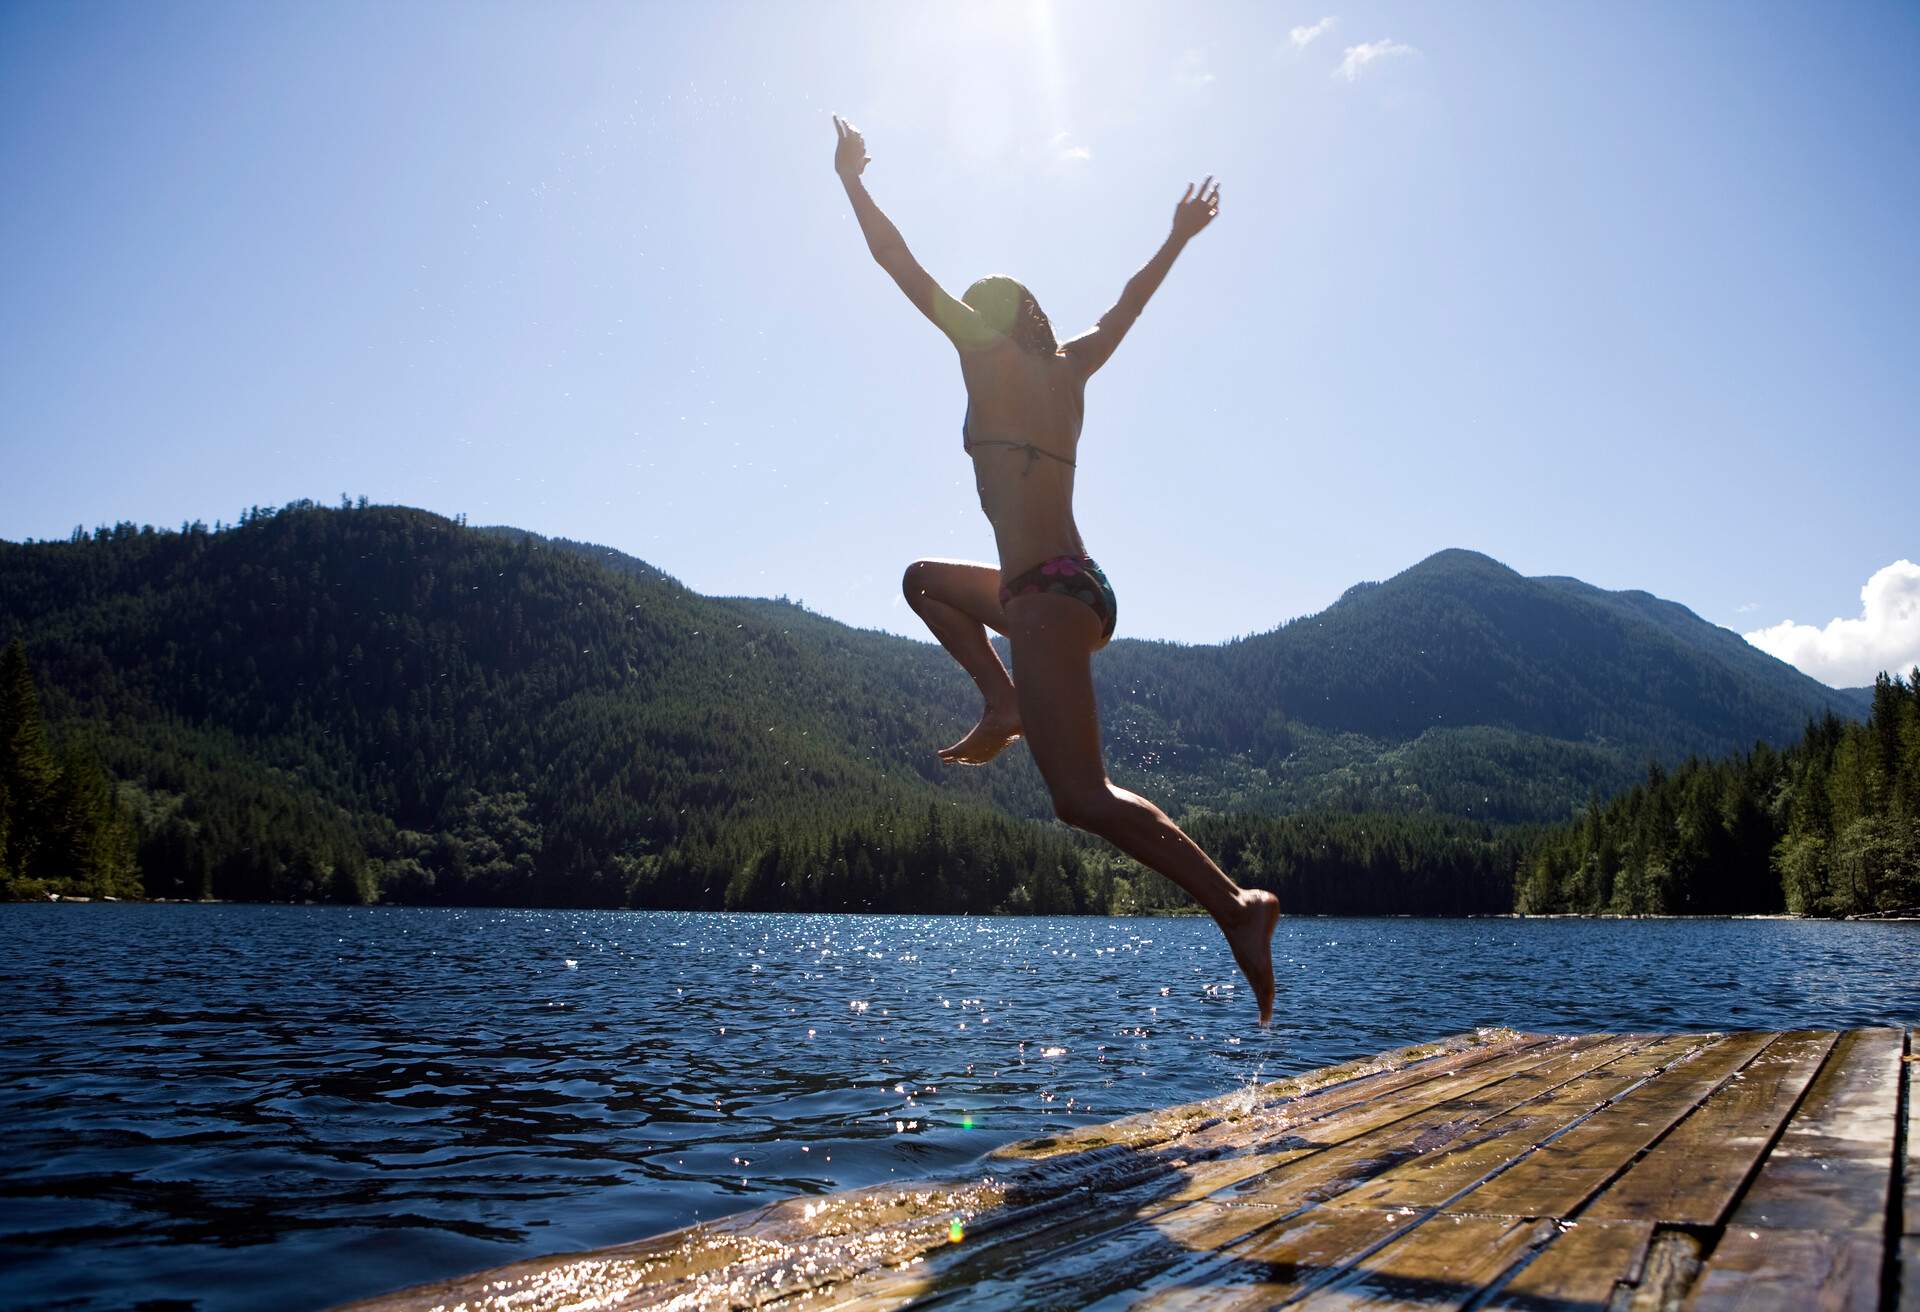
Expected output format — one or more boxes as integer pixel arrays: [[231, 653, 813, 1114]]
[[1083, 549, 1862, 819], [549, 537, 1862, 825], [0, 502, 1866, 912]]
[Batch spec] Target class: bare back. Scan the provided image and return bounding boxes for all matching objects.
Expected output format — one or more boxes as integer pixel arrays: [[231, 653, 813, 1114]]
[[958, 340, 1090, 574]]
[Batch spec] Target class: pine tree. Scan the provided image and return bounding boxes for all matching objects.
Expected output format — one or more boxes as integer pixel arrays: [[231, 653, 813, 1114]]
[[0, 640, 61, 879], [1870, 672, 1905, 809], [47, 748, 139, 897]]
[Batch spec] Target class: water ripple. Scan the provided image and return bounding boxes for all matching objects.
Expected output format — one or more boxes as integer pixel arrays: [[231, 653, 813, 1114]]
[[0, 905, 1915, 1310]]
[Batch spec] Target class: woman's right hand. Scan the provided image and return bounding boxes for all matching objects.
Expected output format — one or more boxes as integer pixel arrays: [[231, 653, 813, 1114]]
[[1171, 177, 1221, 240], [833, 115, 870, 180]]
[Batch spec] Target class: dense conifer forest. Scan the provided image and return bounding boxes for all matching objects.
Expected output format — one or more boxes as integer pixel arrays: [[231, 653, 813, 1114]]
[[1519, 672, 1920, 916], [0, 640, 139, 900], [0, 501, 1893, 916]]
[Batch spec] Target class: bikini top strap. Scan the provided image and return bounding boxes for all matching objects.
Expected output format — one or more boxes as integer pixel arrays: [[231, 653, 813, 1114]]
[[963, 403, 1076, 473], [965, 437, 1077, 472]]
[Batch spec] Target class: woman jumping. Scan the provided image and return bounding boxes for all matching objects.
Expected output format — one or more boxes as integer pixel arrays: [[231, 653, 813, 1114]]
[[832, 115, 1280, 1023]]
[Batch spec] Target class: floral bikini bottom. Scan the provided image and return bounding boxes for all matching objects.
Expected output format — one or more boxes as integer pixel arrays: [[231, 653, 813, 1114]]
[[998, 554, 1118, 643]]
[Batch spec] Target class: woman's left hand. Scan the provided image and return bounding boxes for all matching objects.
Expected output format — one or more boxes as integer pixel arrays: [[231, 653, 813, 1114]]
[[1171, 177, 1221, 240], [833, 115, 870, 179]]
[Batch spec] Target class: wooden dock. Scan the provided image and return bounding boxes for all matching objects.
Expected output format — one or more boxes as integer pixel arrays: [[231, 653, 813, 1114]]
[[345, 1028, 1915, 1310]]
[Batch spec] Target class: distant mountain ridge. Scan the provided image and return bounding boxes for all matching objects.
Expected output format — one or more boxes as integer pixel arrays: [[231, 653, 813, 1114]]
[[519, 537, 1859, 765], [1069, 546, 1861, 821], [0, 503, 1862, 905], [1222, 547, 1855, 749]]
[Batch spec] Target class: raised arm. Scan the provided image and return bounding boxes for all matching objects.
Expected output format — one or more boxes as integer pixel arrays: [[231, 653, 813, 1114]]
[[833, 116, 994, 352], [1062, 177, 1221, 378]]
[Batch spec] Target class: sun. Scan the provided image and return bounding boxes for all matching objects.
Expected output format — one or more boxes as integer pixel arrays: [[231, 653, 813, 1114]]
[[929, 0, 1075, 163]]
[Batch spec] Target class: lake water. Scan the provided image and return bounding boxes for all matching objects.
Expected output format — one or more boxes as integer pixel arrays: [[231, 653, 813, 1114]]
[[2, 905, 1915, 1311]]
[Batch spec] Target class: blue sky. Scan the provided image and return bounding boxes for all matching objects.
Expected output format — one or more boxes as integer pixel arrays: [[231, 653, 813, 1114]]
[[3, 2, 1915, 681]]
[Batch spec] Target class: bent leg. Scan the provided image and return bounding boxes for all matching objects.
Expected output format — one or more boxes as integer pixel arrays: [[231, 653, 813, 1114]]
[[1007, 595, 1280, 1022], [902, 559, 1021, 765]]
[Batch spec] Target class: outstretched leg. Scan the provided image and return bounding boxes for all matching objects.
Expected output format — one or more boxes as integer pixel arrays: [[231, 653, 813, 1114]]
[[902, 559, 1022, 765], [1005, 594, 1280, 1023]]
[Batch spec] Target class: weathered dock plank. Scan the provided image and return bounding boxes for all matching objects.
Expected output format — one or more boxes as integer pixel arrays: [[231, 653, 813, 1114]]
[[1111, 1206, 1413, 1310], [1683, 1027, 1904, 1311], [1582, 1029, 1837, 1226], [791, 1035, 1605, 1311], [1687, 1227, 1883, 1312], [809, 1033, 1579, 1310], [1202, 1034, 1639, 1213], [1450, 1029, 1774, 1220], [1481, 1218, 1655, 1309], [338, 1028, 1912, 1312], [1337, 1032, 1710, 1212], [1305, 1212, 1553, 1309]]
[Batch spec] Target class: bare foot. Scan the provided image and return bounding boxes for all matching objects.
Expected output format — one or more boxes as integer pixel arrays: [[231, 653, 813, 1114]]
[[937, 708, 1022, 765], [1221, 889, 1281, 1025]]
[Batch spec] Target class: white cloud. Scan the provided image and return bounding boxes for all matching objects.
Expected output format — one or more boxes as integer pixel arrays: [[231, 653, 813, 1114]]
[[1176, 49, 1215, 87], [1049, 130, 1091, 162], [1291, 16, 1337, 48], [1336, 38, 1419, 81], [1744, 560, 1920, 688]]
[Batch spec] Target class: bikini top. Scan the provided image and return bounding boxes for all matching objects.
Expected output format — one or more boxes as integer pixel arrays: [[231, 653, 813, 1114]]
[[962, 402, 1076, 477]]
